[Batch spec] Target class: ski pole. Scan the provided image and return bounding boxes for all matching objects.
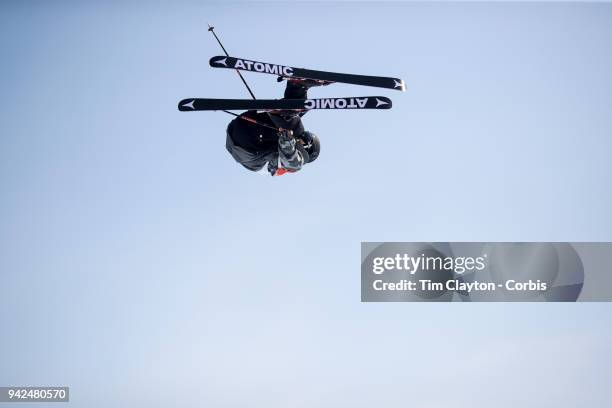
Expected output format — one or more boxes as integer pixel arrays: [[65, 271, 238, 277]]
[[222, 109, 283, 132], [207, 24, 257, 100], [207, 23, 283, 132]]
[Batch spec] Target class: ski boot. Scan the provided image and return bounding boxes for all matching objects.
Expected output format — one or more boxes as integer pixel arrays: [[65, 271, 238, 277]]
[[277, 76, 333, 88]]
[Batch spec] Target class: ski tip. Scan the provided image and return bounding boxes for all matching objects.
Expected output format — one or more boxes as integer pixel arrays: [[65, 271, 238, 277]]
[[373, 97, 393, 109], [209, 56, 230, 67], [393, 78, 406, 92], [178, 99, 196, 111]]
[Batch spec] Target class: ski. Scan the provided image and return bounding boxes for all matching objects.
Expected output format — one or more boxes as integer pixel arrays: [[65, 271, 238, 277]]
[[178, 97, 392, 112], [209, 56, 405, 92]]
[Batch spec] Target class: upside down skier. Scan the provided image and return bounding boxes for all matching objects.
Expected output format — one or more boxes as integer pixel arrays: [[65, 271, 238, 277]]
[[226, 79, 326, 176]]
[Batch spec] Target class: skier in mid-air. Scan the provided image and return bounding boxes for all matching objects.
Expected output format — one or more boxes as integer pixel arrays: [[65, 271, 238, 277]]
[[225, 79, 325, 176], [179, 27, 403, 177]]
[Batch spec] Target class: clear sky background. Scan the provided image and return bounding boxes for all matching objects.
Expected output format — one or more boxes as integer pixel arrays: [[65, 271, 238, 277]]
[[1, 1, 611, 407]]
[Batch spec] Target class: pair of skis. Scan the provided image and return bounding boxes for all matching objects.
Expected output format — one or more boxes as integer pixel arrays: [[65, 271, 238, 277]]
[[178, 56, 404, 112]]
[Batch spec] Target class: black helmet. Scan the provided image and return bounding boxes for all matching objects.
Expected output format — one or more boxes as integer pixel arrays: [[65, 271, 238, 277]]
[[298, 131, 321, 163]]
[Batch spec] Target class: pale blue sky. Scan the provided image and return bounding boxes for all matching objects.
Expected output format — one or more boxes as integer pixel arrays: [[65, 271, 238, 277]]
[[1, 2, 611, 407]]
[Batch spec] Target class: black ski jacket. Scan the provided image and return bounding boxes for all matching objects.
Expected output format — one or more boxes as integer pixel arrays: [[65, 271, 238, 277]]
[[226, 82, 308, 172]]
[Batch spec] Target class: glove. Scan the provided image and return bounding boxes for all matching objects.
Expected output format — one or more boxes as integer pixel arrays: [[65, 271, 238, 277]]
[[277, 129, 296, 157], [267, 159, 292, 177]]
